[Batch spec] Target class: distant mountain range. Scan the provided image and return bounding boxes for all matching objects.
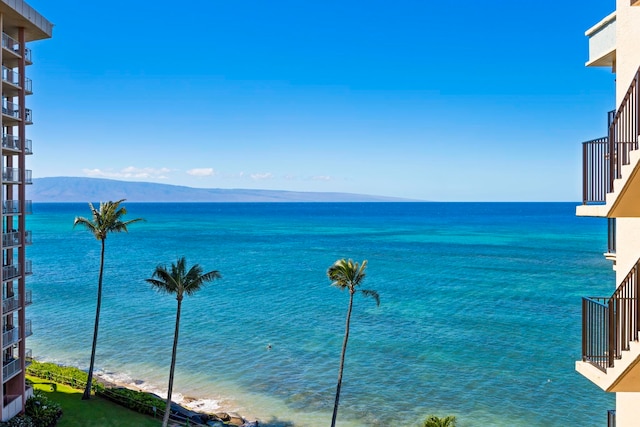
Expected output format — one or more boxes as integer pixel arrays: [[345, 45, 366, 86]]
[[27, 177, 416, 203]]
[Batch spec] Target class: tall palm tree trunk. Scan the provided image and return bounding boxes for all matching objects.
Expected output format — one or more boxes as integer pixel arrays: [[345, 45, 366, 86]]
[[331, 291, 354, 427], [82, 239, 105, 400], [163, 296, 182, 427]]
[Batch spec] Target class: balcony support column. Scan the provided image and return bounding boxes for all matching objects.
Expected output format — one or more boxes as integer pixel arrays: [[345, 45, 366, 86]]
[[0, 10, 6, 413], [16, 25, 26, 410]]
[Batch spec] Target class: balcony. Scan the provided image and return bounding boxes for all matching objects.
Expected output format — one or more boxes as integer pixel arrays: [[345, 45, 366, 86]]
[[2, 263, 20, 281], [1, 231, 32, 248], [577, 258, 640, 391], [2, 328, 19, 348], [2, 200, 33, 215], [2, 167, 33, 184], [608, 409, 616, 427], [1, 99, 19, 121], [1, 100, 32, 125], [1, 33, 32, 65], [25, 349, 32, 367], [25, 320, 32, 338], [585, 12, 616, 70], [2, 358, 21, 382], [1, 66, 32, 95], [25, 290, 32, 306], [578, 68, 640, 217], [2, 393, 22, 421], [2, 134, 33, 154], [2, 294, 19, 313]]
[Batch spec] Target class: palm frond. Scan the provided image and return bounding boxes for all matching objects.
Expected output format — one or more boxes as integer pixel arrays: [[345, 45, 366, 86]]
[[146, 257, 220, 299], [360, 289, 380, 306], [73, 199, 144, 241], [327, 259, 368, 291], [73, 216, 100, 239], [423, 415, 457, 427]]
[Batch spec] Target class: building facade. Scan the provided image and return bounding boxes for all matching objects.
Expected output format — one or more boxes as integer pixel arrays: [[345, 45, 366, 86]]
[[577, 1, 640, 426], [0, 0, 51, 421]]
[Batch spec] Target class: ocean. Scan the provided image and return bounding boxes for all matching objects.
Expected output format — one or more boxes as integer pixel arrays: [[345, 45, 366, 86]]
[[27, 202, 614, 426]]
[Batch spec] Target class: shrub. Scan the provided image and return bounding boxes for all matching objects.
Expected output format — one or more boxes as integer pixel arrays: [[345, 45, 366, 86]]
[[98, 387, 165, 417], [25, 390, 62, 427], [0, 416, 35, 427], [26, 361, 103, 392]]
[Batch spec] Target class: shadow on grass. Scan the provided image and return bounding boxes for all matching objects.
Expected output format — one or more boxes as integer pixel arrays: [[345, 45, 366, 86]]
[[253, 418, 296, 427]]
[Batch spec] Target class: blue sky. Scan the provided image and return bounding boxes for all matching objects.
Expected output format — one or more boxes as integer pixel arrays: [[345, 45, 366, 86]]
[[25, 0, 616, 201]]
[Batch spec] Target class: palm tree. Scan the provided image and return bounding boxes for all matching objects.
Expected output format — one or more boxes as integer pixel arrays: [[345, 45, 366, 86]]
[[73, 199, 144, 400], [146, 257, 221, 427], [327, 259, 379, 427], [423, 415, 457, 427]]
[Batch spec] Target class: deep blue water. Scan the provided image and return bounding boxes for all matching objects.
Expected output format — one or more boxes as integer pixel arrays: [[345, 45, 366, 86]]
[[26, 202, 614, 426]]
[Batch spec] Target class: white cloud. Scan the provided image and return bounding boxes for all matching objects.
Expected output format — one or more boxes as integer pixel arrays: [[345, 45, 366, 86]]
[[310, 175, 332, 181], [250, 172, 274, 180], [187, 168, 215, 177], [83, 167, 172, 180]]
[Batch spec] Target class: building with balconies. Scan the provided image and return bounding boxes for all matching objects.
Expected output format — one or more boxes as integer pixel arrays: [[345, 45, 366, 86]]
[[576, 1, 640, 426], [0, 0, 51, 421]]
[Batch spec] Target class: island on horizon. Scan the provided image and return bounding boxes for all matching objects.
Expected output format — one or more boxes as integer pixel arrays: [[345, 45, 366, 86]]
[[28, 177, 420, 203]]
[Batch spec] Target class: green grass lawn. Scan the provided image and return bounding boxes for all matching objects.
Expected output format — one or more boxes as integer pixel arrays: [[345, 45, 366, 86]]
[[27, 376, 162, 427]]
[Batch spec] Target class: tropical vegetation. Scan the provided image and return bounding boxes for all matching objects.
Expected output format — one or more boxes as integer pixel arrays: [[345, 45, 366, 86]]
[[327, 258, 379, 427], [423, 414, 458, 427], [26, 374, 161, 427], [0, 390, 62, 427], [73, 199, 144, 400], [145, 257, 221, 427]]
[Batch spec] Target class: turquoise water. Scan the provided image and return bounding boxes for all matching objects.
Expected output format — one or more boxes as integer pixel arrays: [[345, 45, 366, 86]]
[[27, 203, 614, 426]]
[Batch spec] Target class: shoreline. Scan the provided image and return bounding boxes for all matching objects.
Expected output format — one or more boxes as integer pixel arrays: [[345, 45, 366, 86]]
[[94, 370, 258, 425], [31, 360, 260, 426]]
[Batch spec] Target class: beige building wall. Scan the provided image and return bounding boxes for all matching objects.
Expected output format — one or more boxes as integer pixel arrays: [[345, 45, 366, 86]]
[[613, 1, 640, 422], [615, 392, 640, 427], [615, 0, 640, 104], [613, 220, 640, 283], [610, 0, 640, 284]]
